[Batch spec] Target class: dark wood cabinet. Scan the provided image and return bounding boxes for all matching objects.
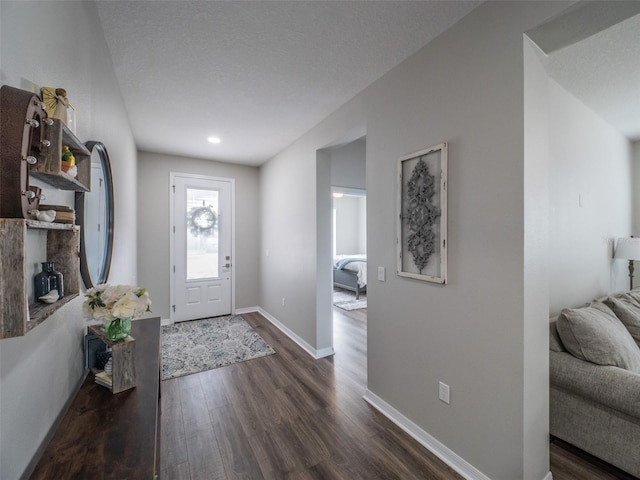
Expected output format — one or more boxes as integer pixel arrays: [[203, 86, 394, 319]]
[[29, 317, 161, 480]]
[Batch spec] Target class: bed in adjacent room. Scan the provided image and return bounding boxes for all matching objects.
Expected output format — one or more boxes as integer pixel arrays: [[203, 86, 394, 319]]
[[333, 255, 367, 299]]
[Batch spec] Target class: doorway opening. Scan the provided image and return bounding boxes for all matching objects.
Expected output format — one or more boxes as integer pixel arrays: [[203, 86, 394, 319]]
[[332, 188, 367, 309], [316, 134, 367, 377]]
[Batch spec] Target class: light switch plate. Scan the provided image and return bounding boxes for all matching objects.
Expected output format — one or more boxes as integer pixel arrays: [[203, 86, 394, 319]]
[[439, 381, 450, 404], [377, 266, 385, 281]]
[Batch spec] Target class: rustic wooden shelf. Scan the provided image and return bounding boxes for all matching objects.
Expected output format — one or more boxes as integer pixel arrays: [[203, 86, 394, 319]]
[[0, 219, 80, 338], [27, 294, 79, 331], [0, 86, 86, 339], [29, 119, 90, 192], [25, 219, 78, 230], [88, 324, 137, 394]]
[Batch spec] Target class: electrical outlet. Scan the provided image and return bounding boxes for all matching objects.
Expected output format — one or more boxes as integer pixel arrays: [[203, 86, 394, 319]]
[[281, 297, 285, 307], [439, 381, 450, 405]]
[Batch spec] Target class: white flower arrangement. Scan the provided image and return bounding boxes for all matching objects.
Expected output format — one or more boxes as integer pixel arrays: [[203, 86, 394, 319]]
[[83, 284, 152, 321]]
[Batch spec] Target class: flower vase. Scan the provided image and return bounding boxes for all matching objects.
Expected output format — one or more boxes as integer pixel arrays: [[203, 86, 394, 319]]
[[104, 317, 132, 342]]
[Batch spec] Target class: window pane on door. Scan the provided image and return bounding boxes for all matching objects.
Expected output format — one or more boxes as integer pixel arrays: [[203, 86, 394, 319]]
[[186, 188, 219, 280]]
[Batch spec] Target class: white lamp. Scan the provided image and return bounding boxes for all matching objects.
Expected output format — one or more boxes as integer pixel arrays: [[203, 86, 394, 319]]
[[614, 237, 640, 290]]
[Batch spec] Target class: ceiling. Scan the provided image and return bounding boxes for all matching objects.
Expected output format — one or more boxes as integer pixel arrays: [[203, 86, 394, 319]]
[[95, 2, 640, 168], [545, 11, 640, 142], [95, 0, 481, 166]]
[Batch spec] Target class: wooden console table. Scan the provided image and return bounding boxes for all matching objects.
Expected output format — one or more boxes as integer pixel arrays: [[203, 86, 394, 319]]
[[30, 317, 161, 480]]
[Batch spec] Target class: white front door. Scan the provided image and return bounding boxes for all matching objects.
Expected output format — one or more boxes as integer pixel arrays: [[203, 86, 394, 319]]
[[171, 173, 233, 322]]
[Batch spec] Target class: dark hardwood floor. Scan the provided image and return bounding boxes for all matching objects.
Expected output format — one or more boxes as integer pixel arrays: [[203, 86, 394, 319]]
[[160, 306, 463, 479], [550, 438, 639, 480], [160, 306, 633, 480]]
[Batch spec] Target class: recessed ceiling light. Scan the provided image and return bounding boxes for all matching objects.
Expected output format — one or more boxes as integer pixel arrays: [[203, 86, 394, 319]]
[[207, 136, 221, 144]]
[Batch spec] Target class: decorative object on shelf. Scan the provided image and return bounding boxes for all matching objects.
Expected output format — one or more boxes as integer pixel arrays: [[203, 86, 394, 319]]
[[96, 349, 112, 370], [83, 284, 152, 342], [104, 357, 113, 376], [397, 143, 448, 284], [34, 261, 64, 301], [104, 317, 132, 342], [31, 209, 57, 223], [61, 145, 75, 173], [614, 237, 640, 289], [38, 289, 59, 304], [42, 87, 76, 132], [0, 85, 49, 220], [40, 204, 75, 224]]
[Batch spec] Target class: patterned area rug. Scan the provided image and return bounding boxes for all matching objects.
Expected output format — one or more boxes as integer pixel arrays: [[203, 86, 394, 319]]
[[333, 289, 367, 311], [162, 315, 275, 380]]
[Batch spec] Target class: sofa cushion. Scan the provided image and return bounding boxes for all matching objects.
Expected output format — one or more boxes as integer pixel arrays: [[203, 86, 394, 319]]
[[604, 294, 640, 347], [549, 319, 565, 352], [556, 302, 640, 373]]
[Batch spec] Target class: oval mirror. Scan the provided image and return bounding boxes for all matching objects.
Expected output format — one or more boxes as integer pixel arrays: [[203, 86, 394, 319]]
[[75, 141, 114, 288]]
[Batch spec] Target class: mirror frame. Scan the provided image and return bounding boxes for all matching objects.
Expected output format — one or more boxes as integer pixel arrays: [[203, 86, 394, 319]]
[[75, 141, 114, 289]]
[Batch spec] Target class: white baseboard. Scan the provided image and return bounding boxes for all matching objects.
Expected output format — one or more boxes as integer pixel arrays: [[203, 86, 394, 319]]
[[235, 306, 260, 315], [315, 346, 335, 358], [253, 307, 334, 359], [543, 472, 553, 480], [363, 390, 491, 480]]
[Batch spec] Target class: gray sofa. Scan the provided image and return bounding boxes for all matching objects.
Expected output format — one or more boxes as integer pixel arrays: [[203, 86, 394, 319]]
[[549, 292, 640, 477]]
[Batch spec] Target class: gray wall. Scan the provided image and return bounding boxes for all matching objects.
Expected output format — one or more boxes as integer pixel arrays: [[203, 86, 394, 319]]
[[137, 151, 260, 319], [334, 195, 366, 255], [330, 137, 367, 255], [259, 3, 570, 479], [329, 137, 366, 190], [0, 2, 137, 479], [547, 78, 632, 313]]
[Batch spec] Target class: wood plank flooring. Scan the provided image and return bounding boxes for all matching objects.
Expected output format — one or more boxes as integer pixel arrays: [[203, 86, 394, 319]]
[[160, 307, 462, 479], [550, 438, 639, 480], [160, 306, 634, 480]]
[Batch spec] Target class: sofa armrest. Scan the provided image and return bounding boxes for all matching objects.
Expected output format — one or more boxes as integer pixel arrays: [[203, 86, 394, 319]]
[[550, 350, 640, 419]]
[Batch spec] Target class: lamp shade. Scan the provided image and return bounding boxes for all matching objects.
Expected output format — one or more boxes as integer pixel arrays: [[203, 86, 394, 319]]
[[614, 237, 640, 260]]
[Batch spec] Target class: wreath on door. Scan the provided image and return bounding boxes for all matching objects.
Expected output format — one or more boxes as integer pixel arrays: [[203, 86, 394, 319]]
[[188, 206, 217, 237]]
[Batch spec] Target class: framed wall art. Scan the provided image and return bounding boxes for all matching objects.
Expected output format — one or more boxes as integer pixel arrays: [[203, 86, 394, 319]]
[[397, 143, 448, 284]]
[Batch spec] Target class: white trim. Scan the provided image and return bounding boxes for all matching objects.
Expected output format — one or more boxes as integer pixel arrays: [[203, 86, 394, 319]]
[[169, 173, 176, 322], [169, 172, 236, 322], [332, 186, 366, 197], [235, 306, 260, 315], [315, 346, 335, 358], [255, 307, 335, 359], [543, 472, 553, 480], [363, 390, 490, 480]]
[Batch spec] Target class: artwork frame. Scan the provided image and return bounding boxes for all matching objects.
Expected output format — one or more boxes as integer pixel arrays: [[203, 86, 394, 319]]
[[397, 142, 448, 284]]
